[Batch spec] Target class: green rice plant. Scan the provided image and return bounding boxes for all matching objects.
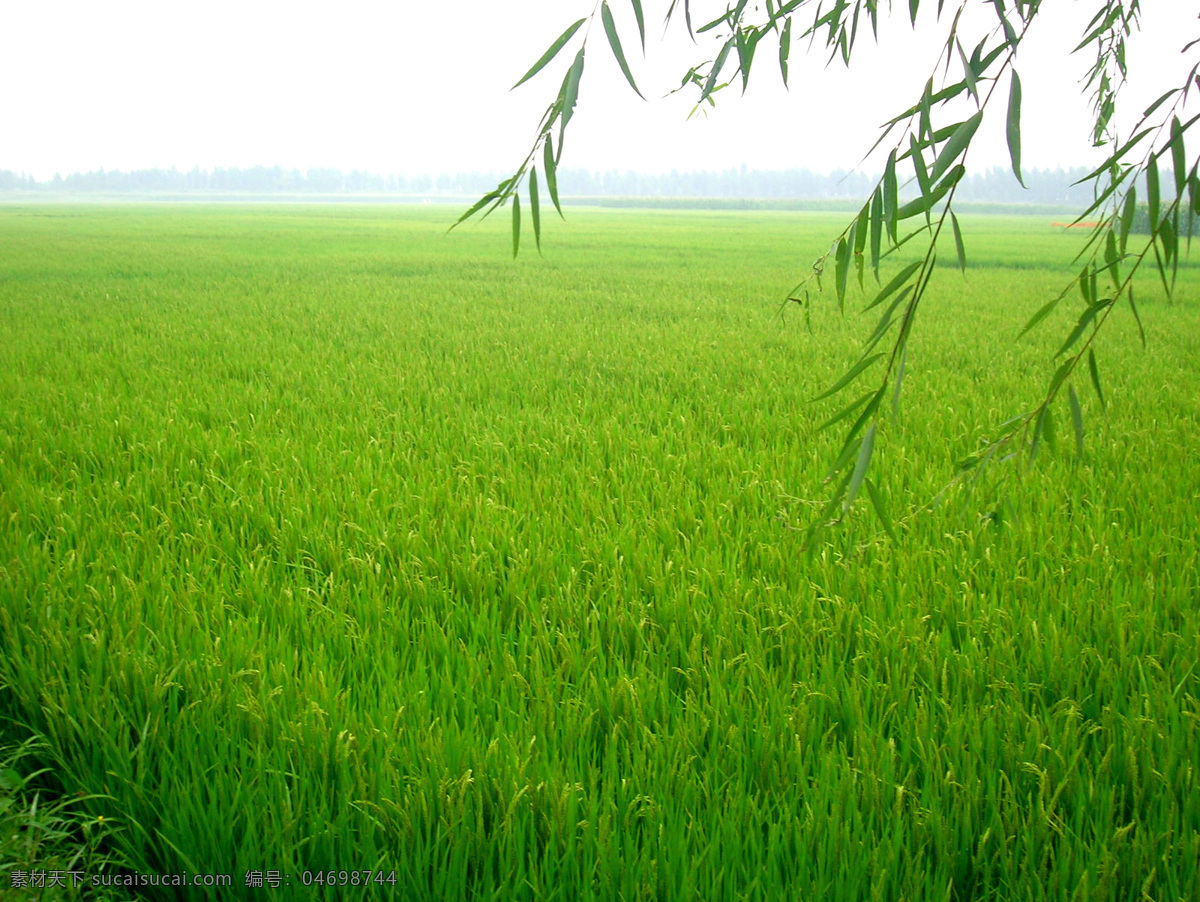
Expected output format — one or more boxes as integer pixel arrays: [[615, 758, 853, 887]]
[[0, 205, 1196, 900], [0, 733, 132, 900]]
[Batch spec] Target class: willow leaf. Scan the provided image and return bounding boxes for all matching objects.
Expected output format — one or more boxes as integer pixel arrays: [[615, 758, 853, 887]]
[[1006, 70, 1026, 187], [630, 0, 646, 51], [951, 210, 967, 273], [512, 19, 587, 90], [779, 16, 792, 85], [1087, 348, 1106, 410], [931, 111, 982, 183], [813, 353, 885, 403], [511, 194, 521, 258], [864, 478, 897, 542], [866, 260, 923, 311], [1069, 385, 1085, 457], [601, 2, 644, 99], [543, 137, 563, 217], [529, 168, 542, 252], [1147, 156, 1160, 234], [845, 422, 877, 512]]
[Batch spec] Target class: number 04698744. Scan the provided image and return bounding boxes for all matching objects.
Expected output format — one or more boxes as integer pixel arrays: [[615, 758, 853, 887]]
[[301, 871, 397, 887]]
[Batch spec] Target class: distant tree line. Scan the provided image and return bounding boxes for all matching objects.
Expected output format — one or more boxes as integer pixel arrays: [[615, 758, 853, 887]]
[[0, 164, 1098, 207], [1129, 204, 1199, 237]]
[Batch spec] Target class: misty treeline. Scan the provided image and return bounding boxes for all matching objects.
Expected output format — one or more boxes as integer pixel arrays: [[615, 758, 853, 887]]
[[0, 164, 1099, 207]]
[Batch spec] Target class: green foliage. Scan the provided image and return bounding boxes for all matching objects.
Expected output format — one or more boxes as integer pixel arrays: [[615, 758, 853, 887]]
[[1128, 203, 1199, 237], [1, 206, 1198, 900], [0, 734, 130, 900], [465, 0, 1200, 542]]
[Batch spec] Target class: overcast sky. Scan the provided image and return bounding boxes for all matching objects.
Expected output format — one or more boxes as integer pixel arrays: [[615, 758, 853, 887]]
[[3, 1, 1196, 181]]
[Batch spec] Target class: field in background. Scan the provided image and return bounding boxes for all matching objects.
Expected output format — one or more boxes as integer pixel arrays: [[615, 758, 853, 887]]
[[1, 205, 1197, 900]]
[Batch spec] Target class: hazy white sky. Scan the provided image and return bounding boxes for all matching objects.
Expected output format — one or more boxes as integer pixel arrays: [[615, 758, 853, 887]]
[[3, 1, 1196, 181]]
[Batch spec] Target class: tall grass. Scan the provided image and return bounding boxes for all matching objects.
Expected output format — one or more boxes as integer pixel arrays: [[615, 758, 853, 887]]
[[1, 205, 1197, 900]]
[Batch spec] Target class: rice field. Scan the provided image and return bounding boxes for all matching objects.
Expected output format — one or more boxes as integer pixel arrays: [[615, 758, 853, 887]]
[[1, 204, 1197, 901]]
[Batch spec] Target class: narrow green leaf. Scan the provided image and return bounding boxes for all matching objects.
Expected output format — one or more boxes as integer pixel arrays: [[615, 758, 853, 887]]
[[951, 210, 967, 273], [452, 189, 504, 229], [702, 40, 733, 101], [864, 478, 897, 542], [883, 150, 899, 243], [864, 287, 911, 353], [601, 2, 644, 99], [1119, 187, 1136, 254], [1048, 358, 1074, 398], [910, 134, 931, 197], [1069, 385, 1085, 457], [1057, 298, 1110, 357], [882, 81, 969, 129], [845, 422, 877, 512], [897, 123, 961, 163], [630, 0, 646, 51], [736, 26, 763, 92], [511, 194, 521, 257], [1042, 404, 1056, 452], [1071, 128, 1154, 186], [697, 5, 731, 33], [1143, 88, 1180, 119], [529, 168, 542, 252], [1006, 70, 1026, 187], [891, 341, 908, 417], [994, 2, 1017, 44], [1159, 214, 1178, 302], [1103, 229, 1121, 287], [778, 17, 792, 85], [1171, 116, 1187, 197], [1020, 295, 1062, 338], [1147, 156, 1160, 234], [866, 260, 923, 311], [543, 137, 563, 217], [895, 163, 963, 220], [830, 389, 885, 474], [512, 19, 587, 90], [834, 237, 850, 311], [555, 47, 587, 161], [957, 40, 978, 102], [806, 469, 853, 550], [812, 353, 885, 402], [1087, 348, 1106, 410], [1030, 404, 1052, 462], [1127, 286, 1145, 347], [869, 188, 883, 280], [854, 204, 869, 257], [818, 390, 876, 432], [930, 111, 982, 183]]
